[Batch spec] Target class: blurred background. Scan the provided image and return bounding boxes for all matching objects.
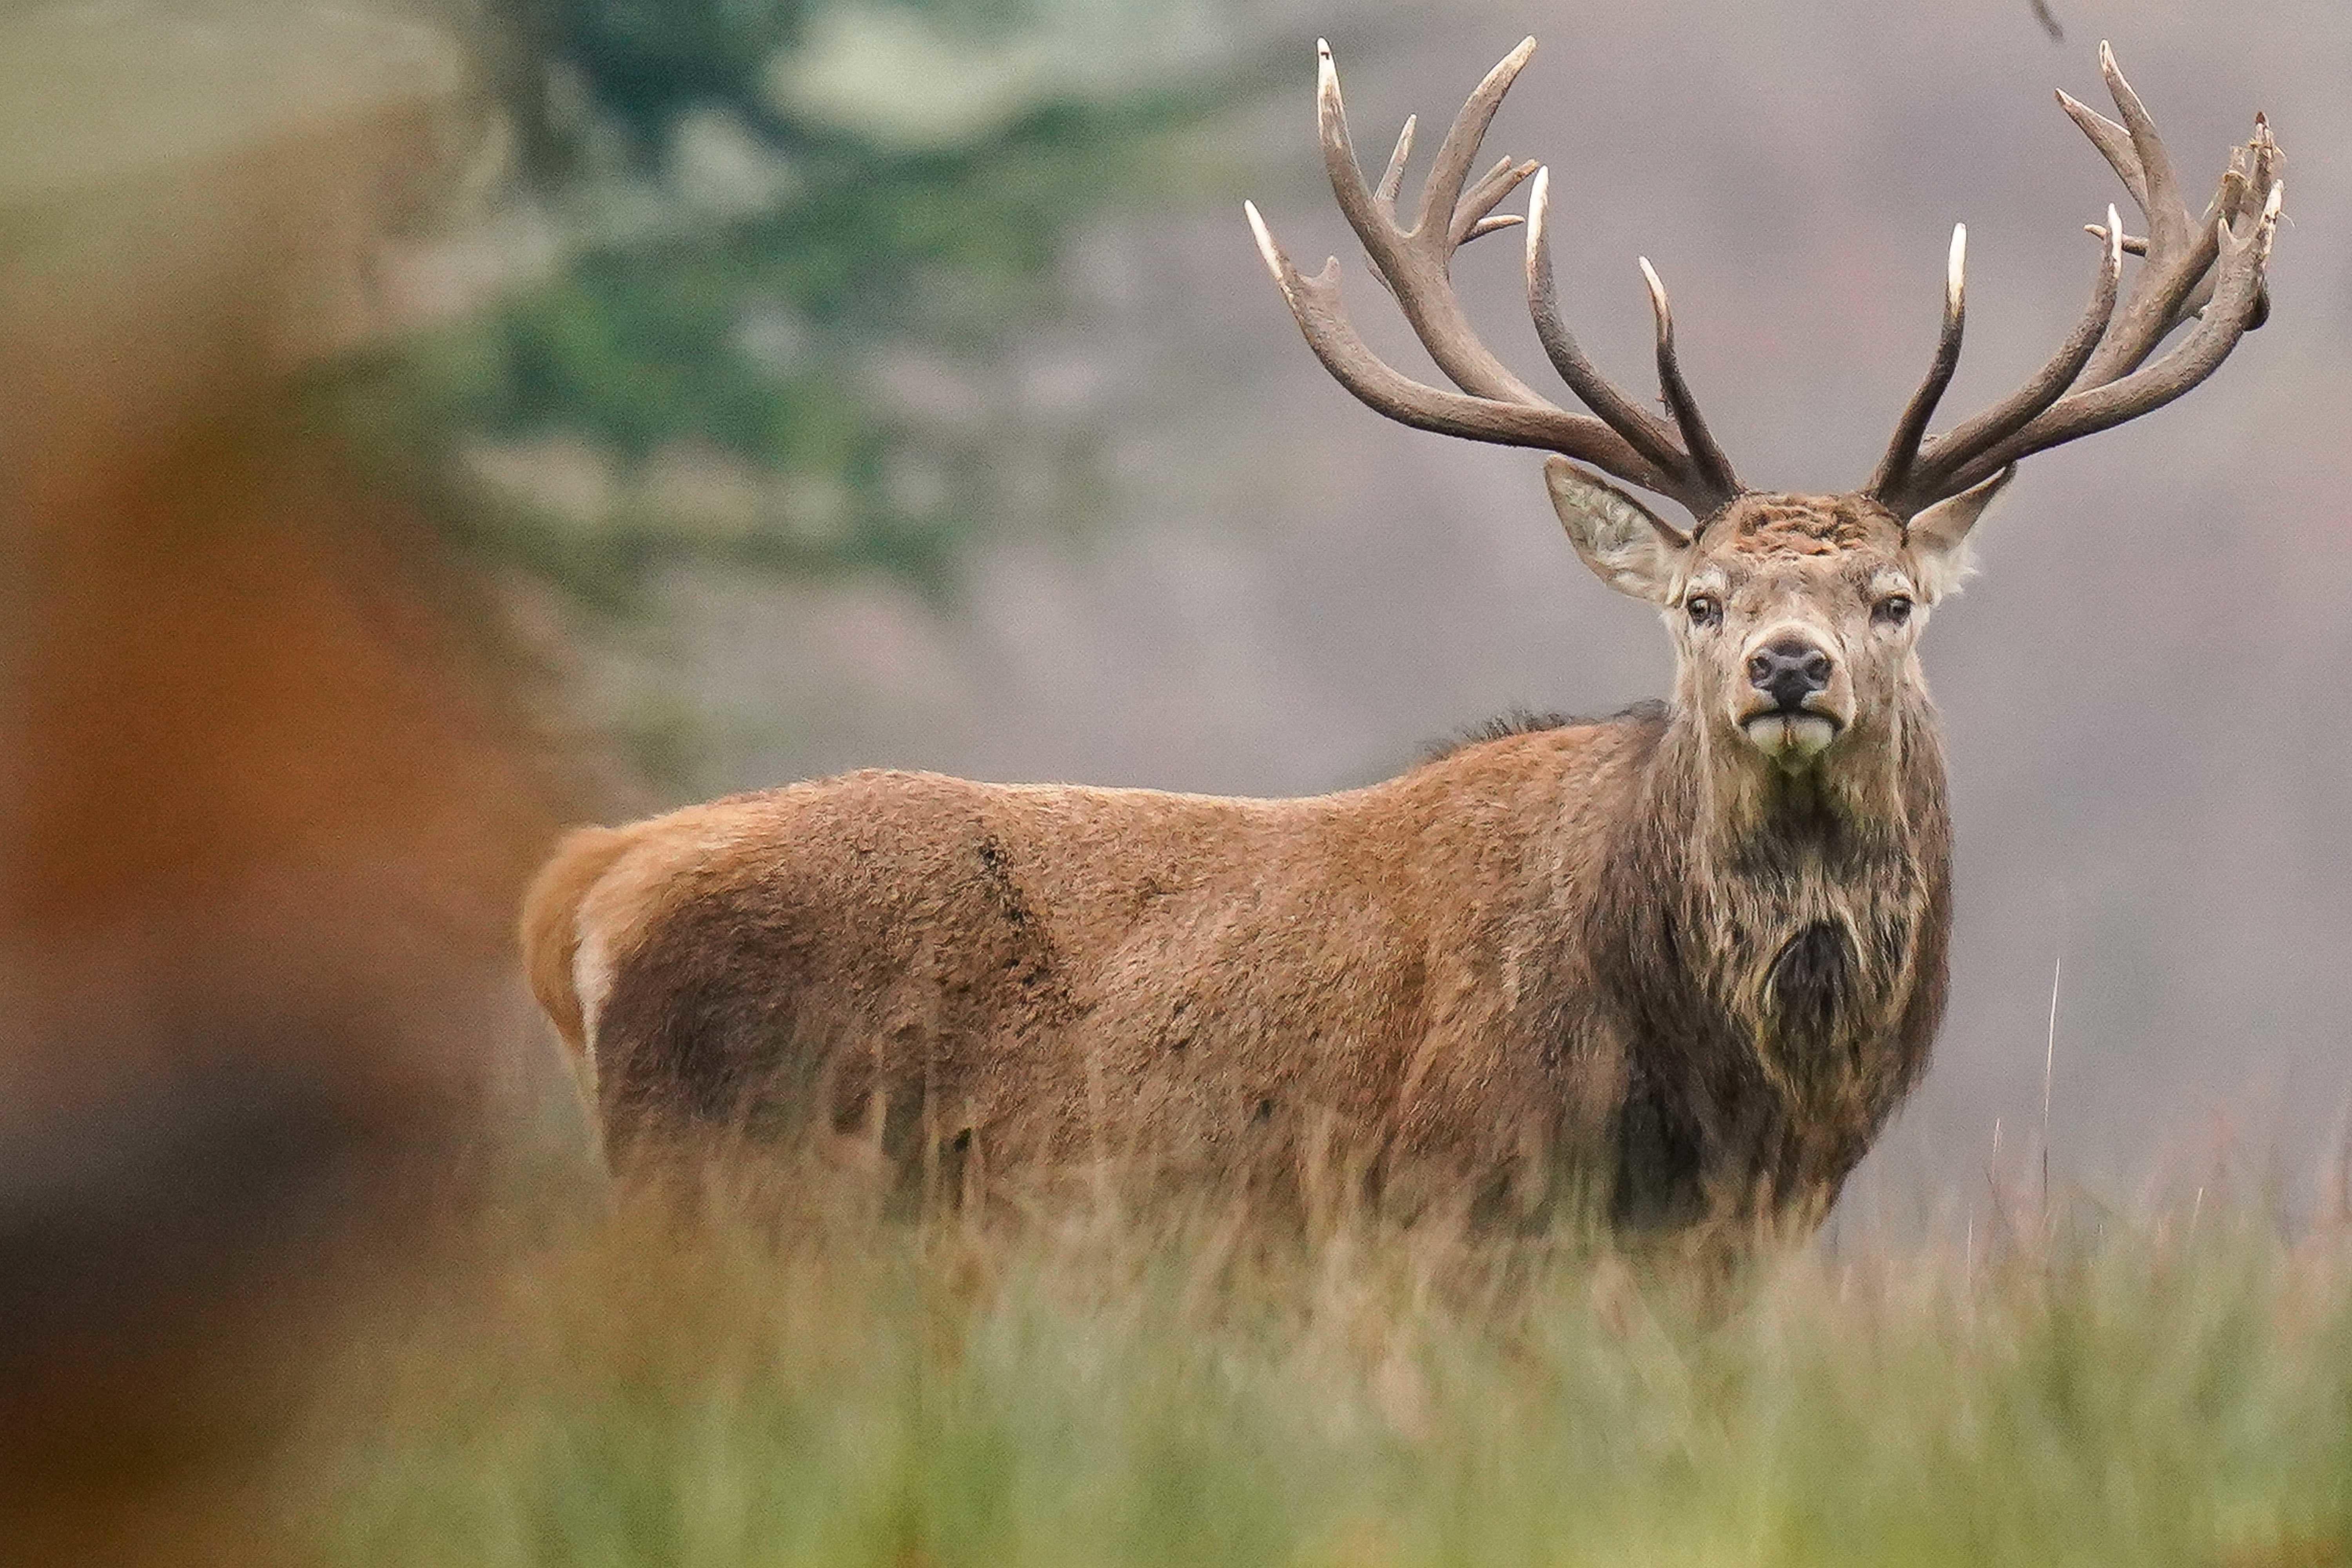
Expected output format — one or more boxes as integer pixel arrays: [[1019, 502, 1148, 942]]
[[1, 0, 2345, 1550]]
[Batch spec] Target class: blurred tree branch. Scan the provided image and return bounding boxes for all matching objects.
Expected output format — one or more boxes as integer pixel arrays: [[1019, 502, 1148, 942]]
[[344, 0, 1290, 616]]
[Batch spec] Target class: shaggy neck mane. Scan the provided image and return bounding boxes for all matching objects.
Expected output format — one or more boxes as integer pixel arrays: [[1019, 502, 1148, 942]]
[[1578, 691, 1952, 1227]]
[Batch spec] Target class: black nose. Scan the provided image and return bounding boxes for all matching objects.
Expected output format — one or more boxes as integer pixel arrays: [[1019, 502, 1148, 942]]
[[1747, 637, 1833, 712]]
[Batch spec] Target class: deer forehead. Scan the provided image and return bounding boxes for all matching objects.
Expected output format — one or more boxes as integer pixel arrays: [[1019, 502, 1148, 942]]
[[1708, 493, 1906, 560], [1684, 494, 1914, 617]]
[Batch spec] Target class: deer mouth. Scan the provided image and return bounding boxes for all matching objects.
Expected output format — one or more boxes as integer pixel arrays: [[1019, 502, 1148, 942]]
[[1740, 709, 1842, 767]]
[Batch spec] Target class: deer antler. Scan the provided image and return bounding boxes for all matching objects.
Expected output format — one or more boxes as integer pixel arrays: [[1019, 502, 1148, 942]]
[[1873, 44, 2283, 517], [1526, 173, 1742, 511], [1246, 40, 1741, 521]]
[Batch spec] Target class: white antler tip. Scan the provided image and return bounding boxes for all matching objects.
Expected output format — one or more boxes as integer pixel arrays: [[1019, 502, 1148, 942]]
[[1243, 201, 1284, 280], [1947, 223, 1967, 301], [1521, 169, 1552, 273], [2098, 39, 2117, 73], [2106, 203, 2123, 263], [1637, 256, 1671, 323]]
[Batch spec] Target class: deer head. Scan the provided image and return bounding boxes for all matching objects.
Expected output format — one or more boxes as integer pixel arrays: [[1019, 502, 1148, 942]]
[[1247, 39, 2282, 779]]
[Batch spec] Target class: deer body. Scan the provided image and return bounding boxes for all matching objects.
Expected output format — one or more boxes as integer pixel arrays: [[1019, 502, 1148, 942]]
[[532, 495, 1957, 1222], [524, 40, 2280, 1229], [541, 719, 1669, 1201], [534, 700, 1948, 1220]]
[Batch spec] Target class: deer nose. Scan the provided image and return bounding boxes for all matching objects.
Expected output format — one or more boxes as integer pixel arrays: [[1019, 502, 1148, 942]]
[[1747, 637, 1834, 712]]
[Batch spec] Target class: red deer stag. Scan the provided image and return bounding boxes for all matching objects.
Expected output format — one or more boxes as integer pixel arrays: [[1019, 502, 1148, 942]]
[[523, 40, 2281, 1229]]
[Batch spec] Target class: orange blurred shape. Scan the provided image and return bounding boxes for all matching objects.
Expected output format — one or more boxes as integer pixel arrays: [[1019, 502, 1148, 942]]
[[0, 5, 577, 1557]]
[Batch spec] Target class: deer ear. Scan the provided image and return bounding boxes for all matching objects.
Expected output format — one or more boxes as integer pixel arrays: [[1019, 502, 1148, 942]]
[[1544, 457, 1687, 604], [1907, 465, 2016, 602]]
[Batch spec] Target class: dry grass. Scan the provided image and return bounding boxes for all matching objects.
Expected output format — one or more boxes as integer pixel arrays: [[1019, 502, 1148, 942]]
[[278, 1159, 2352, 1567]]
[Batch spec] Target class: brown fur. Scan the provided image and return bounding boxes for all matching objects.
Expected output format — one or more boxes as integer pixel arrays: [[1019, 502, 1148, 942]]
[[523, 492, 1970, 1228]]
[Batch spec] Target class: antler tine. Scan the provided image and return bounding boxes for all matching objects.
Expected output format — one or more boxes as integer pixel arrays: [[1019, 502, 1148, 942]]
[[1254, 38, 1741, 521], [1639, 258, 1742, 502], [1374, 115, 1416, 214], [1899, 213, 2122, 509], [1244, 202, 1676, 492], [1874, 47, 2282, 514], [2070, 44, 2228, 385], [1524, 167, 1694, 486], [1933, 179, 2281, 497], [2240, 115, 2281, 329], [1455, 154, 1541, 246], [1314, 39, 1542, 405], [2057, 88, 2149, 212], [1314, 42, 1376, 222], [2170, 116, 2279, 329], [2098, 42, 2189, 253], [1869, 225, 1969, 503], [1417, 38, 1539, 238]]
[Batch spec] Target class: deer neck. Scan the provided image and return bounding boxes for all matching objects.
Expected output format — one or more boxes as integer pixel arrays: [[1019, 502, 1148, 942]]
[[1621, 694, 1951, 1105]]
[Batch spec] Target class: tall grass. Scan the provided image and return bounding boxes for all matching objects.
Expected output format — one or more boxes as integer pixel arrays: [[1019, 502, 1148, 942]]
[[285, 1163, 2352, 1567]]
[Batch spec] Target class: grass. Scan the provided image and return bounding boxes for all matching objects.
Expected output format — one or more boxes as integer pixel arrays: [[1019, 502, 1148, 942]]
[[282, 1165, 2352, 1567]]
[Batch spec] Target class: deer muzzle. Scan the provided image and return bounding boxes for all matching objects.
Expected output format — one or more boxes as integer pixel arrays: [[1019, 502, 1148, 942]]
[[1735, 631, 1851, 768]]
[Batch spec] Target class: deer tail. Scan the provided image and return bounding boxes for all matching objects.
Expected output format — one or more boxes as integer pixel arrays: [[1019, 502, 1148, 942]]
[[519, 824, 635, 1061]]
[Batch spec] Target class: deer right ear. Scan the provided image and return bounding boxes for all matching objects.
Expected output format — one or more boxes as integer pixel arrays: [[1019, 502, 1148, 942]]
[[1907, 463, 2017, 602], [1544, 457, 1688, 604]]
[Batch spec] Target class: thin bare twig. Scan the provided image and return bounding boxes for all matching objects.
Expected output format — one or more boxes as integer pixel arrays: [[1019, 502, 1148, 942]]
[[2042, 956, 2062, 1215]]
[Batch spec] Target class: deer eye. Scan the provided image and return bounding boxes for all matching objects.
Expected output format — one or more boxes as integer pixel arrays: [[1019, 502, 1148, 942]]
[[1684, 594, 1722, 629], [1873, 594, 1914, 628]]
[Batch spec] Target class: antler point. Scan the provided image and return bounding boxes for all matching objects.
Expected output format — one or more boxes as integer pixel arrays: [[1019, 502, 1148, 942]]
[[1243, 202, 1291, 285], [1637, 257, 1672, 330]]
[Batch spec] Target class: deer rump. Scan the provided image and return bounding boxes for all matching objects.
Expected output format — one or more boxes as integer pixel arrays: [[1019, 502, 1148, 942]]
[[525, 710, 1949, 1229]]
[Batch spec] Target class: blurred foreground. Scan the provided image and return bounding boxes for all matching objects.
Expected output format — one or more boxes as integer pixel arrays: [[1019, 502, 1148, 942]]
[[290, 1170, 2352, 1568], [0, 5, 581, 1558]]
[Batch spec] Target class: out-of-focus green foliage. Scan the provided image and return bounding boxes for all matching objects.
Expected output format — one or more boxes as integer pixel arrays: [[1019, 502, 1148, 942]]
[[354, 0, 1265, 609], [542, 0, 808, 140]]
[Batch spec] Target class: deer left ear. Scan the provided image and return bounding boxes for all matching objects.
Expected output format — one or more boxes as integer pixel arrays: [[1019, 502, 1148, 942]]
[[1906, 465, 2017, 602]]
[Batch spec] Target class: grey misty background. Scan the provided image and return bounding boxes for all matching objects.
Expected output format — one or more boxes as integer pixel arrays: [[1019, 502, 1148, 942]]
[[596, 0, 2348, 1205]]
